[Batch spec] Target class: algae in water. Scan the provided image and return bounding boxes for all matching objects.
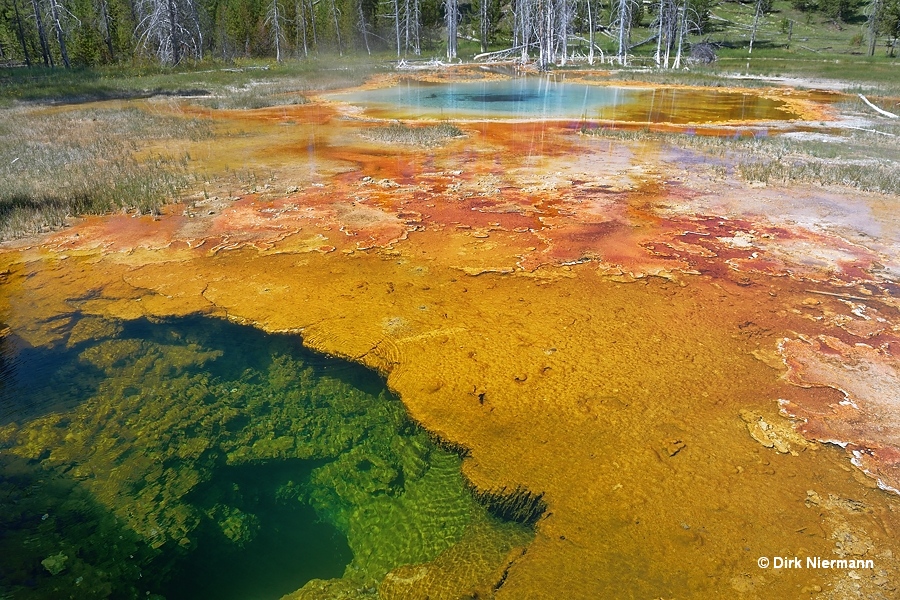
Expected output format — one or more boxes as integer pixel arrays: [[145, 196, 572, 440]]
[[0, 316, 532, 599]]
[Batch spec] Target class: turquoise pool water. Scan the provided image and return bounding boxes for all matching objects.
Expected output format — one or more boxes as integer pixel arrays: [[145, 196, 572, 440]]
[[329, 77, 798, 123]]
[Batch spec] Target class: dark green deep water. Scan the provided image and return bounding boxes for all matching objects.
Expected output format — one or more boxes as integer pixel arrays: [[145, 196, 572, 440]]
[[0, 316, 532, 599]]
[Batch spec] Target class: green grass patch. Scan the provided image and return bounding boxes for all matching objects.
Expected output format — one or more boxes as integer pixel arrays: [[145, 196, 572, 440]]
[[0, 58, 384, 107]]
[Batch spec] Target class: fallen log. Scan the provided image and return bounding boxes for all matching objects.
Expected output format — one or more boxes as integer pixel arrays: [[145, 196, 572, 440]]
[[858, 94, 899, 119]]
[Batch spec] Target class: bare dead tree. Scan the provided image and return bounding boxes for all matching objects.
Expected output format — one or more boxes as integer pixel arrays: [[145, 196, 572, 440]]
[[96, 0, 116, 60], [523, 0, 576, 65], [445, 0, 458, 59], [749, 0, 763, 53], [653, 0, 700, 68], [867, 0, 882, 56], [410, 0, 420, 54], [328, 0, 342, 55], [31, 0, 53, 66], [295, 0, 308, 56], [386, 0, 418, 58], [652, 0, 675, 67], [391, 0, 400, 56], [513, 0, 534, 61], [537, 0, 551, 64], [308, 0, 318, 51], [672, 1, 685, 66], [357, 0, 371, 54], [501, 0, 584, 65], [477, 0, 489, 52], [11, 0, 32, 66], [264, 0, 285, 61], [556, 0, 573, 65], [585, 0, 595, 64], [47, 0, 72, 67], [135, 0, 202, 64], [403, 0, 410, 52], [613, 0, 636, 64]]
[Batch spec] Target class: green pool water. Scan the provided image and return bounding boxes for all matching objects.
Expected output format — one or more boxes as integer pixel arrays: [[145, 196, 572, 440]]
[[0, 316, 532, 599]]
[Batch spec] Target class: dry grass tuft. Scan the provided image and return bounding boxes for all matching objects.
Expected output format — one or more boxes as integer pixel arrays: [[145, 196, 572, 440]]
[[0, 106, 211, 240], [361, 122, 464, 147], [580, 124, 900, 196]]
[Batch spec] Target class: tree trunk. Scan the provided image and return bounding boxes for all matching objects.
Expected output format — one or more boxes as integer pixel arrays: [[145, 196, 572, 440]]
[[518, 0, 535, 62], [187, 0, 202, 58], [479, 0, 488, 52], [328, 0, 342, 55], [12, 0, 32, 67], [357, 0, 370, 54], [867, 0, 881, 56], [296, 0, 307, 56], [616, 0, 631, 64], [749, 0, 762, 54], [558, 0, 569, 65], [586, 0, 594, 64], [412, 0, 420, 54], [673, 2, 685, 68], [403, 0, 410, 54], [393, 0, 400, 57], [166, 0, 181, 63], [31, 0, 53, 66], [99, 0, 116, 61], [273, 0, 282, 61], [445, 0, 457, 59], [49, 0, 71, 68], [654, 0, 663, 66], [294, 0, 309, 58], [308, 0, 317, 51], [538, 0, 548, 64]]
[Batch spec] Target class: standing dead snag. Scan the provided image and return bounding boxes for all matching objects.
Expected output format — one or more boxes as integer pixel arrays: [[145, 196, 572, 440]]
[[357, 0, 371, 55], [328, 0, 342, 55], [31, 0, 54, 66], [135, 0, 203, 64], [653, 0, 700, 68], [613, 0, 639, 64], [96, 0, 116, 61], [265, 0, 285, 61], [445, 0, 458, 59], [48, 0, 72, 67], [749, 0, 769, 54], [11, 0, 33, 66]]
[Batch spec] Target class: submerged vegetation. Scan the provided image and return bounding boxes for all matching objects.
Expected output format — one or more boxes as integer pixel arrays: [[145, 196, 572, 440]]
[[470, 485, 548, 526], [0, 316, 532, 598]]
